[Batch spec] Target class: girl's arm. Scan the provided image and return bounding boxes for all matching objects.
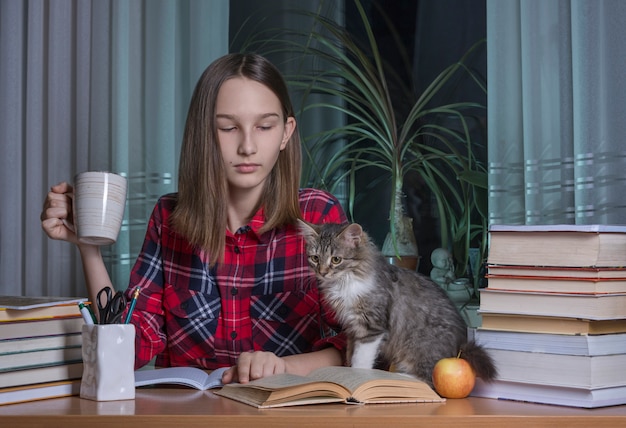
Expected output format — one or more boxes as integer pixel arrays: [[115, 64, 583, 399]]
[[42, 182, 113, 315], [78, 244, 114, 316]]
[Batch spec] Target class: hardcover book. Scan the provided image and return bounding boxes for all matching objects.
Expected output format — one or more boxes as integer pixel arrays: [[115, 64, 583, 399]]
[[471, 378, 626, 408], [474, 329, 626, 356], [487, 265, 626, 280], [0, 296, 85, 322], [479, 289, 626, 320], [487, 224, 626, 267], [479, 313, 626, 335], [486, 348, 626, 389], [0, 305, 82, 322], [0, 317, 84, 341], [0, 363, 83, 389], [0, 346, 83, 371], [0, 296, 86, 310], [0, 380, 81, 406], [213, 366, 443, 408], [0, 333, 82, 355], [484, 274, 626, 294]]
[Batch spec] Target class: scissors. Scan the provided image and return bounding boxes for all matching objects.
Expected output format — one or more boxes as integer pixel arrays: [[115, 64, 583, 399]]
[[96, 286, 127, 324]]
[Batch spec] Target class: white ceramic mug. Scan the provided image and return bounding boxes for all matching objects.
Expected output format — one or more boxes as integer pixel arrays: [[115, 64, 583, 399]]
[[70, 171, 127, 245], [80, 324, 136, 401]]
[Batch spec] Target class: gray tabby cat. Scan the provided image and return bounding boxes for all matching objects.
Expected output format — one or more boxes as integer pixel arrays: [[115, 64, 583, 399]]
[[299, 221, 497, 386]]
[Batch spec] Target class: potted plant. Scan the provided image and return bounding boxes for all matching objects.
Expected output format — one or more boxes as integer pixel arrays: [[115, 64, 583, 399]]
[[236, 1, 487, 285]]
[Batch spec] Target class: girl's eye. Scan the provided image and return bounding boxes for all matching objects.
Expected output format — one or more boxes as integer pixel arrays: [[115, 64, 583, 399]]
[[219, 126, 236, 132], [257, 125, 272, 131], [331, 256, 342, 265]]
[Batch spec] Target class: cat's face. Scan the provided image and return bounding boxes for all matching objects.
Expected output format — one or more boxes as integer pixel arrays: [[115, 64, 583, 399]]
[[298, 221, 363, 280], [305, 239, 343, 279]]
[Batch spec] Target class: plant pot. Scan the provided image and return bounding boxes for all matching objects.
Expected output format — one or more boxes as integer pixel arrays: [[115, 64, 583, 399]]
[[382, 214, 419, 271], [461, 303, 482, 328], [445, 278, 473, 307], [385, 256, 420, 271]]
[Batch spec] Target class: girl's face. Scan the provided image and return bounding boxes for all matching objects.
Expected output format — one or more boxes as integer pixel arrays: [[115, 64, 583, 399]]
[[215, 77, 295, 200]]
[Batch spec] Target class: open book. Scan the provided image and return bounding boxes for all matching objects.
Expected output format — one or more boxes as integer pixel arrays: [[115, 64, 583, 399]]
[[213, 366, 444, 408], [0, 295, 87, 310], [135, 366, 228, 390]]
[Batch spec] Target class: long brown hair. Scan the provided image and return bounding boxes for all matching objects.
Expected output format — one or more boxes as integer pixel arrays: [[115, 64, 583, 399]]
[[171, 53, 302, 265]]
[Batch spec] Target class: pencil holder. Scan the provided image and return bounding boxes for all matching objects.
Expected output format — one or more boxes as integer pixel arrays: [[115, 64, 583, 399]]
[[80, 324, 136, 401]]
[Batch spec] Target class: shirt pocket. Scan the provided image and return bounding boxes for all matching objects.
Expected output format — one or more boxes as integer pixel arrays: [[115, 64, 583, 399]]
[[163, 283, 221, 362], [250, 290, 321, 356]]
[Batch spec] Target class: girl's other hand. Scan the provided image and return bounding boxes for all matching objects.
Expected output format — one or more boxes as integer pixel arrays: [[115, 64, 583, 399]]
[[221, 351, 288, 384]]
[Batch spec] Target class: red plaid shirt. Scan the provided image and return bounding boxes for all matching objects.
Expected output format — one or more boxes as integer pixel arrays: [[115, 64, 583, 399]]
[[125, 188, 347, 369]]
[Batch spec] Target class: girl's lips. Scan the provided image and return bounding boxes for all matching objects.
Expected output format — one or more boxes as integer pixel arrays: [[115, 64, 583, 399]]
[[235, 163, 260, 173]]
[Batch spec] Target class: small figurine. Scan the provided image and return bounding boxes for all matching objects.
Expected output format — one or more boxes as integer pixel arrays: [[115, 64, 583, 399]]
[[430, 248, 456, 289]]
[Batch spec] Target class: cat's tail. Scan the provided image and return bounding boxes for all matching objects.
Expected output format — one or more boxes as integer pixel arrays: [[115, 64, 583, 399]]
[[459, 340, 498, 382]]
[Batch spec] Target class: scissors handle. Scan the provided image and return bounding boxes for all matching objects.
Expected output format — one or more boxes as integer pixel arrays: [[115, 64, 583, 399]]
[[97, 286, 127, 324]]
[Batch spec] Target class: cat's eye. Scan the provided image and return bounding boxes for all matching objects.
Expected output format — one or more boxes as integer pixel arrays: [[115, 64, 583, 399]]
[[310, 255, 319, 264], [331, 256, 342, 265]]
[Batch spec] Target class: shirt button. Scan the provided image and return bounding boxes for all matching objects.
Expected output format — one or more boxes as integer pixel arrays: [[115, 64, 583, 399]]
[[234, 246, 240, 254], [231, 287, 238, 296], [231, 331, 237, 339]]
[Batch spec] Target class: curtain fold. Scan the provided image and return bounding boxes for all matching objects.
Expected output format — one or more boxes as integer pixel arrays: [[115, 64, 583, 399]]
[[0, 0, 229, 297], [487, 0, 626, 226]]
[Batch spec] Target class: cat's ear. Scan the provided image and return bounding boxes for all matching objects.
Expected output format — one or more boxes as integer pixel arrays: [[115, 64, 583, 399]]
[[340, 223, 363, 248], [297, 219, 318, 242]]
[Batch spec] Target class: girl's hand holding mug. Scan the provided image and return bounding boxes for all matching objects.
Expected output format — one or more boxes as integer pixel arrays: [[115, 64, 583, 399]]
[[41, 181, 79, 244], [41, 172, 127, 246]]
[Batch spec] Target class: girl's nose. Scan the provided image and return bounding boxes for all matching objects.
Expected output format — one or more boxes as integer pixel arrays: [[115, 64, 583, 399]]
[[238, 130, 257, 155]]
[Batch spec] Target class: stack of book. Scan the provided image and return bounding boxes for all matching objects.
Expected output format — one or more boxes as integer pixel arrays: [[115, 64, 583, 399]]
[[470, 224, 626, 408], [0, 296, 87, 405]]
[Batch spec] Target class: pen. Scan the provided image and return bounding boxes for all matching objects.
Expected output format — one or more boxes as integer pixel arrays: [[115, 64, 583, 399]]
[[86, 303, 98, 324], [124, 286, 140, 324], [78, 302, 95, 325]]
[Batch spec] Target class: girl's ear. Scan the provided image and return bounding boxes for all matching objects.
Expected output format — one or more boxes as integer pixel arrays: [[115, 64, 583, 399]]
[[280, 116, 296, 150]]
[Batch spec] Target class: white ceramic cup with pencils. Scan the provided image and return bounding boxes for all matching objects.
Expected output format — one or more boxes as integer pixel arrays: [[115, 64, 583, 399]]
[[68, 171, 127, 245], [80, 324, 136, 401]]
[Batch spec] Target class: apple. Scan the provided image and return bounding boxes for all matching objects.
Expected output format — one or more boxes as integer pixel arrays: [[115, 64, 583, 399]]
[[432, 356, 476, 399]]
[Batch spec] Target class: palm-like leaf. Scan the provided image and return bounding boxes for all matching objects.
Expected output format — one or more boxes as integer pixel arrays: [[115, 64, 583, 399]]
[[236, 1, 487, 288]]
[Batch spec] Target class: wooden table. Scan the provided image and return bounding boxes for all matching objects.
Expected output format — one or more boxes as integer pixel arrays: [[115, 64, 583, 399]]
[[2, 388, 626, 427]]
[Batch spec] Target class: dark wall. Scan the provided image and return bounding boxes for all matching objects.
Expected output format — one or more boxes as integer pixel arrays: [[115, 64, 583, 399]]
[[345, 0, 486, 274]]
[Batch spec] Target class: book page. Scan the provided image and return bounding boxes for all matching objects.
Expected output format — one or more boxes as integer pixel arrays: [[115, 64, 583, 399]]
[[231, 373, 318, 389], [308, 366, 420, 393], [214, 373, 349, 407], [135, 366, 227, 390], [222, 372, 347, 393], [309, 367, 442, 402], [224, 367, 414, 394]]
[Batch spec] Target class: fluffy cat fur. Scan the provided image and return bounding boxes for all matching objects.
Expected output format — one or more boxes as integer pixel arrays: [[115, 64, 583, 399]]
[[299, 221, 497, 386]]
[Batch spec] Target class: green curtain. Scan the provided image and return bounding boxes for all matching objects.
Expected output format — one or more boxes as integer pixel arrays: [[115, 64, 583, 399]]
[[0, 0, 229, 297], [486, 0, 626, 226]]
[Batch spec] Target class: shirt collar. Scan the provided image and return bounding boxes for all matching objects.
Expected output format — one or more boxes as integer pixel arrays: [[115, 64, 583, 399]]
[[226, 205, 265, 240]]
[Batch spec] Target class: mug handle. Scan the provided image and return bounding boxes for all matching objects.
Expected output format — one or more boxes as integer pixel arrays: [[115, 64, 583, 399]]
[[61, 192, 76, 234]]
